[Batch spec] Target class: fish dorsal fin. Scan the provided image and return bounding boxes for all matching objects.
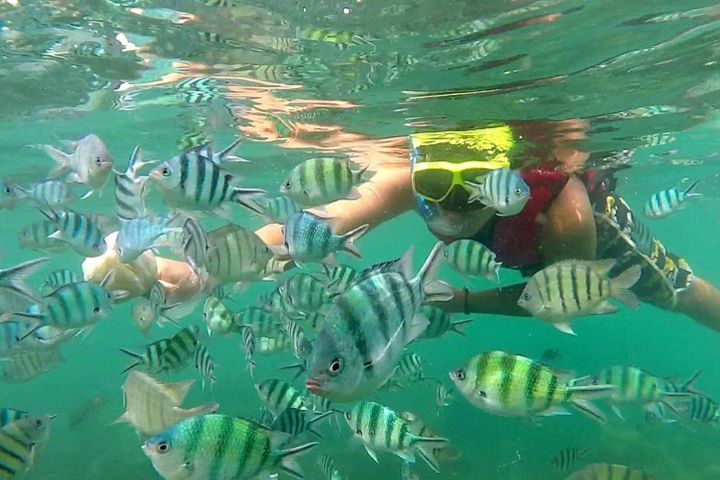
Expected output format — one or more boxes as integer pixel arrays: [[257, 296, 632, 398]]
[[590, 258, 617, 276], [163, 380, 194, 404], [396, 245, 414, 281]]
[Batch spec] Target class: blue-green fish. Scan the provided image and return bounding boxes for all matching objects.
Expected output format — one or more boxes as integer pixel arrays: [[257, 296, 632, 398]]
[[14, 180, 75, 208], [116, 215, 181, 263], [149, 145, 265, 216], [42, 209, 107, 257], [260, 196, 300, 224], [255, 379, 308, 418], [18, 220, 68, 253], [418, 305, 472, 339], [41, 269, 80, 295], [0, 408, 29, 427], [443, 238, 501, 281], [283, 211, 368, 264], [281, 157, 367, 206], [142, 414, 317, 480], [306, 242, 453, 401], [114, 146, 152, 220], [643, 180, 700, 219]]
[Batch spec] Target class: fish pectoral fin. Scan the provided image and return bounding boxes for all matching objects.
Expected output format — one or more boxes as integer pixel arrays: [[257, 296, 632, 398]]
[[591, 301, 619, 315], [552, 322, 577, 336], [538, 406, 572, 417], [394, 449, 416, 464], [611, 404, 625, 420], [363, 444, 379, 463]]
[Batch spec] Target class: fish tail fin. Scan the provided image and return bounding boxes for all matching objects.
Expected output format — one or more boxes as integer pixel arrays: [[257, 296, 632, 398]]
[[352, 163, 370, 183], [414, 439, 445, 473], [44, 146, 72, 178], [276, 442, 319, 479], [415, 242, 454, 302], [231, 188, 267, 215], [681, 370, 703, 393], [340, 223, 369, 258], [118, 348, 142, 373], [610, 265, 641, 309], [0, 257, 49, 299], [450, 318, 473, 336], [683, 179, 702, 199], [566, 383, 614, 423], [218, 137, 245, 162]]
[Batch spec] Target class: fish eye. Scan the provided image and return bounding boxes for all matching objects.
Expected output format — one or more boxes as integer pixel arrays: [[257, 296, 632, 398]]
[[478, 391, 487, 398], [344, 411, 351, 421], [521, 292, 531, 301], [284, 180, 291, 189], [93, 307, 101, 314], [157, 441, 170, 453], [95, 155, 103, 165], [592, 378, 598, 386], [329, 357, 343, 375], [161, 166, 171, 177], [515, 187, 524, 196], [35, 419, 43, 427], [455, 369, 465, 381], [3, 186, 11, 194]]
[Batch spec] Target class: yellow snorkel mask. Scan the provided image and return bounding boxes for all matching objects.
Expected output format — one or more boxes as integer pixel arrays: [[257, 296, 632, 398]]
[[410, 125, 515, 210]]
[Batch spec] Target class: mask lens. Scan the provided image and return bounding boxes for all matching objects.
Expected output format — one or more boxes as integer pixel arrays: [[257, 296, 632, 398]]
[[413, 167, 454, 202]]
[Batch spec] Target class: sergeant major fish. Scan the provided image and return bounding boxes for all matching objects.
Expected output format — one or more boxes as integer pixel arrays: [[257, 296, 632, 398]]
[[281, 157, 367, 206], [306, 242, 453, 402], [283, 211, 368, 264], [643, 179, 701, 219], [465, 168, 530, 216], [114, 146, 153, 220]]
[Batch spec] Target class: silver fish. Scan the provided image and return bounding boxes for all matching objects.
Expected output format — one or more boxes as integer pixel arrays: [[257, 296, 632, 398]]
[[116, 215, 181, 263], [45, 134, 113, 198], [14, 180, 75, 207], [465, 168, 531, 216]]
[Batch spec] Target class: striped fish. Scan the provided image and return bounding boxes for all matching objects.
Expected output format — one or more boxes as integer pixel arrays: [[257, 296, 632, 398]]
[[434, 381, 453, 416], [279, 273, 328, 311], [116, 215, 180, 263], [181, 217, 209, 276], [0, 321, 34, 358], [148, 281, 182, 325], [18, 220, 68, 253], [518, 260, 641, 335], [671, 393, 720, 424], [280, 157, 367, 206], [565, 463, 656, 480], [205, 224, 273, 284], [271, 408, 333, 439], [465, 168, 531, 216], [236, 306, 280, 337], [260, 257, 293, 281], [142, 415, 318, 480], [1, 349, 63, 383], [284, 211, 368, 264], [322, 264, 357, 293], [0, 408, 29, 427], [419, 305, 472, 339], [148, 145, 265, 215], [643, 180, 701, 219], [344, 401, 447, 466], [18, 325, 79, 353], [629, 217, 654, 255], [255, 379, 308, 418], [260, 196, 300, 224], [298, 27, 375, 49], [20, 278, 116, 331], [306, 242, 453, 402], [175, 77, 218, 105], [114, 146, 151, 220], [120, 327, 199, 374], [0, 415, 53, 478], [584, 366, 691, 418], [399, 411, 456, 472], [450, 351, 614, 422], [386, 353, 425, 389], [41, 269, 80, 295], [443, 239, 501, 281], [551, 447, 590, 471], [194, 343, 216, 390], [318, 454, 343, 480], [203, 296, 236, 336], [42, 209, 106, 257], [14, 180, 74, 208], [186, 139, 248, 165], [115, 371, 218, 437], [283, 317, 312, 362], [239, 325, 256, 379], [256, 334, 292, 355]]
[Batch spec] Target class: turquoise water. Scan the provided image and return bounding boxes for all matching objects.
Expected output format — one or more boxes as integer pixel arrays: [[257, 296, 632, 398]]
[[2, 1, 720, 479]]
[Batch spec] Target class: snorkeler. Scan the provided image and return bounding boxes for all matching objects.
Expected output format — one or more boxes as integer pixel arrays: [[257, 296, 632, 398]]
[[85, 122, 720, 332]]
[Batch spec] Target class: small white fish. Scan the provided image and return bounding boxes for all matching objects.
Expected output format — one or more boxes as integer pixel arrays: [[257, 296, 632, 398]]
[[465, 168, 531, 216], [45, 134, 113, 199], [116, 215, 181, 263]]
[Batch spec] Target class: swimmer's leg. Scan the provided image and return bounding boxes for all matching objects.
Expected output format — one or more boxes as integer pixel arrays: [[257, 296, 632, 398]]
[[673, 277, 720, 332]]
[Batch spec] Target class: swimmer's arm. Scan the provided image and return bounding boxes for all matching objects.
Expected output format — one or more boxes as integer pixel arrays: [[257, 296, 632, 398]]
[[255, 164, 414, 246], [435, 284, 531, 317]]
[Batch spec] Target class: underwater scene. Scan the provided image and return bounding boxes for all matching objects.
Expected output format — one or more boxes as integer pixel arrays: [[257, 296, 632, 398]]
[[2, 0, 720, 479]]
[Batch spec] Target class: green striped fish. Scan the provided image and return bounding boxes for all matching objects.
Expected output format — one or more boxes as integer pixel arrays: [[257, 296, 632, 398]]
[[565, 463, 656, 480], [450, 351, 613, 422], [142, 414, 318, 480], [236, 306, 280, 338], [149, 146, 265, 216], [418, 305, 472, 339], [259, 196, 300, 224], [41, 269, 80, 295], [583, 366, 691, 418], [255, 379, 308, 418], [205, 224, 273, 285], [306, 243, 453, 402], [194, 343, 216, 390], [283, 211, 368, 264], [518, 260, 641, 335], [256, 335, 292, 356], [14, 180, 74, 208], [552, 447, 590, 471], [343, 401, 447, 466], [322, 264, 357, 293], [0, 415, 53, 478], [399, 411, 458, 472], [672, 393, 720, 424], [18, 220, 69, 253], [443, 239, 501, 281], [270, 408, 333, 439], [279, 273, 328, 312], [280, 157, 367, 207], [1, 349, 63, 383], [120, 327, 199, 374]]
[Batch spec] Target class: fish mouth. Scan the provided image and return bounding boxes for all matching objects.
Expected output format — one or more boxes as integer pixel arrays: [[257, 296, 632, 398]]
[[448, 371, 456, 381], [305, 377, 326, 395], [141, 444, 153, 454]]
